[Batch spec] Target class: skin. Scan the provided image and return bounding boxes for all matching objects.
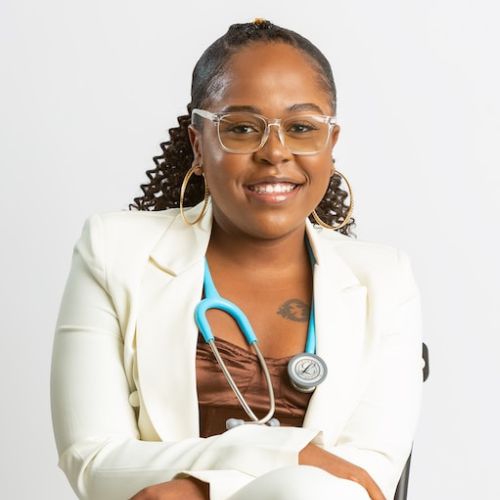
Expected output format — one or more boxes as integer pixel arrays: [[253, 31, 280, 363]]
[[130, 42, 385, 500]]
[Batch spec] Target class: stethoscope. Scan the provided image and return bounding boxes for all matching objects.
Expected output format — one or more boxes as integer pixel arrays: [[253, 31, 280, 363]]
[[195, 244, 328, 431]]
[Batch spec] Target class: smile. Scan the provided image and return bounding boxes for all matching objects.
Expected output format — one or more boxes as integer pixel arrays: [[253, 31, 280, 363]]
[[244, 182, 301, 204], [247, 182, 297, 194]]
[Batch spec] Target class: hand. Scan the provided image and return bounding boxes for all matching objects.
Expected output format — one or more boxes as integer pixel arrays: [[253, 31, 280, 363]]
[[299, 443, 386, 500], [129, 477, 210, 500]]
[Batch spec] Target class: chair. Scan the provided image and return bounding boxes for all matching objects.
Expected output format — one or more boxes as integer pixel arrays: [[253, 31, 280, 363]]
[[393, 342, 430, 500]]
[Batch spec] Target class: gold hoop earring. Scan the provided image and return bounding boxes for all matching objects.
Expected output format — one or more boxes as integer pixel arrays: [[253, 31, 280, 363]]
[[311, 169, 354, 231], [180, 164, 209, 226]]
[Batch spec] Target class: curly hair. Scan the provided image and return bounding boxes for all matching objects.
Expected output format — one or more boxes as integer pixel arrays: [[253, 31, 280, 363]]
[[129, 19, 356, 238]]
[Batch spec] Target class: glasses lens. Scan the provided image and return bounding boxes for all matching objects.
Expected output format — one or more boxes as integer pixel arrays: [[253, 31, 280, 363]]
[[217, 113, 332, 154], [282, 114, 330, 154], [218, 113, 266, 152]]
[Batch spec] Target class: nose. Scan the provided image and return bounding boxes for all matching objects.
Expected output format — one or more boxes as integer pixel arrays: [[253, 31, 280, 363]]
[[254, 123, 293, 165]]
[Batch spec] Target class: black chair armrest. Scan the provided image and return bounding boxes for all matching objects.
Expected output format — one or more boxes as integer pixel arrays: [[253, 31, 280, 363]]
[[393, 342, 429, 500]]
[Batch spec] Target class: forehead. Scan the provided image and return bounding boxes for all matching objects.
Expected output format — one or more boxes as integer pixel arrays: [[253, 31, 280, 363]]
[[207, 42, 332, 115]]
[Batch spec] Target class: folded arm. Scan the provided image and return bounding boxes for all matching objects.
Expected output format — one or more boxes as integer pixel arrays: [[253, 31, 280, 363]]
[[50, 214, 321, 500]]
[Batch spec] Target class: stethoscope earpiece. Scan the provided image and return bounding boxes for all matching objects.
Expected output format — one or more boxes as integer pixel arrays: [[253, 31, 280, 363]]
[[226, 417, 282, 431], [225, 418, 245, 430]]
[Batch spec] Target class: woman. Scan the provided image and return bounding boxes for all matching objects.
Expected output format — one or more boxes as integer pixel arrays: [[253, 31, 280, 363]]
[[50, 19, 423, 500]]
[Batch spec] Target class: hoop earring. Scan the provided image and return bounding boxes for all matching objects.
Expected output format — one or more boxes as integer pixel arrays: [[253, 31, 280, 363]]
[[311, 169, 354, 231], [180, 164, 210, 226]]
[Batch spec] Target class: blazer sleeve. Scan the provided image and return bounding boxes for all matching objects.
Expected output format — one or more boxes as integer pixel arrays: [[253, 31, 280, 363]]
[[50, 214, 321, 500], [321, 249, 424, 500]]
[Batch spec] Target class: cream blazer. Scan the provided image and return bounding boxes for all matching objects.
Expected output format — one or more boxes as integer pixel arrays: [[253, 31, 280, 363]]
[[50, 200, 424, 500]]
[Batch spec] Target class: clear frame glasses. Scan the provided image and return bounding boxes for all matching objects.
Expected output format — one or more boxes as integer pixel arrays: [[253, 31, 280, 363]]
[[191, 108, 337, 155]]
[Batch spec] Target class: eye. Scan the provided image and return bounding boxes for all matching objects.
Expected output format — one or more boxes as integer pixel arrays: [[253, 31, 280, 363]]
[[220, 113, 265, 135], [289, 123, 315, 133], [227, 123, 259, 134], [287, 121, 320, 134]]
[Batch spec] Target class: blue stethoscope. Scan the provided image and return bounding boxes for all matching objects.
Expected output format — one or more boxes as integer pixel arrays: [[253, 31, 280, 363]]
[[195, 244, 328, 430]]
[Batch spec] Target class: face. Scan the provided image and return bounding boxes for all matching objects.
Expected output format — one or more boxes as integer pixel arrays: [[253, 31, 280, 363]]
[[188, 42, 340, 241]]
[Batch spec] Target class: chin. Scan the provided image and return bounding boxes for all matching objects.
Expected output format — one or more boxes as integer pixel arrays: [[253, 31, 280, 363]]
[[242, 214, 305, 240], [212, 201, 307, 240]]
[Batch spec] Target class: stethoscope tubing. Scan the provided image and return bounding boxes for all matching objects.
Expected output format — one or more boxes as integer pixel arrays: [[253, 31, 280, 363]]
[[195, 248, 325, 427], [206, 337, 276, 425], [196, 261, 278, 425]]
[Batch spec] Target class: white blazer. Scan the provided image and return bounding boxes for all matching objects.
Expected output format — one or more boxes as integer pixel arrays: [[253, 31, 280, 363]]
[[50, 200, 424, 500]]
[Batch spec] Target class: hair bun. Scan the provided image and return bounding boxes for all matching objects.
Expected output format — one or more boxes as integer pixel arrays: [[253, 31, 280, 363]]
[[252, 17, 272, 28]]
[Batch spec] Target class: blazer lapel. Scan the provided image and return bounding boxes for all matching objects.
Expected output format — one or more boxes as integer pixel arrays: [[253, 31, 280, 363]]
[[136, 201, 370, 446], [302, 221, 369, 446], [136, 201, 212, 441]]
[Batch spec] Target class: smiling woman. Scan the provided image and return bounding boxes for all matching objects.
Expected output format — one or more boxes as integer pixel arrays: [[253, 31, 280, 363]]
[[129, 21, 354, 236], [51, 18, 423, 500]]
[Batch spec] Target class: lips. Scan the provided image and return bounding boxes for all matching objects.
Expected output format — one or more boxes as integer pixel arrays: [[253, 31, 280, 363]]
[[244, 179, 302, 204]]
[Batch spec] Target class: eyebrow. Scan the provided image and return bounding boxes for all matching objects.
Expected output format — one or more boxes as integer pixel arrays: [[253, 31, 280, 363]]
[[219, 103, 326, 114]]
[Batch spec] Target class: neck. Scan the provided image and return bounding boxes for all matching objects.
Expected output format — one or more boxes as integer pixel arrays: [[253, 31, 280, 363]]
[[206, 218, 310, 276]]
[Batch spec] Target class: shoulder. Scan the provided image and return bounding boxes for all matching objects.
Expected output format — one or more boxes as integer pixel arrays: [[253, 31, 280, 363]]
[[82, 208, 178, 241], [313, 227, 419, 298], [74, 207, 181, 280], [314, 225, 408, 267]]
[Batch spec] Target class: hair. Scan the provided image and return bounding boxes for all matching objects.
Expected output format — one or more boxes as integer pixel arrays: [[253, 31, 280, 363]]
[[129, 19, 356, 237]]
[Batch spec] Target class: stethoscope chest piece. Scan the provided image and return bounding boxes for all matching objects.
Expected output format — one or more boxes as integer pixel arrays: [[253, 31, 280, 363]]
[[287, 352, 328, 393]]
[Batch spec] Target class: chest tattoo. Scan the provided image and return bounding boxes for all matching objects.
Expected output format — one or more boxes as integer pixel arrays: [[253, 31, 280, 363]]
[[276, 298, 310, 322]]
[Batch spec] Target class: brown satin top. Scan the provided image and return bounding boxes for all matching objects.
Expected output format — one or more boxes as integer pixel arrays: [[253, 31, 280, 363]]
[[196, 331, 315, 438]]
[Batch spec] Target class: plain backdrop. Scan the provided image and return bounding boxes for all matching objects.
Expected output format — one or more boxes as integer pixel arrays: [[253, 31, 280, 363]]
[[1, 0, 499, 498]]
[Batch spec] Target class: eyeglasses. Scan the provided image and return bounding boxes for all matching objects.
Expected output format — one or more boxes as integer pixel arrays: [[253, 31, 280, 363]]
[[191, 108, 337, 155]]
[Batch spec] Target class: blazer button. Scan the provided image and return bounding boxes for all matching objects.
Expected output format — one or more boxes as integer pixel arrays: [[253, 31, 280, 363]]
[[128, 390, 140, 407]]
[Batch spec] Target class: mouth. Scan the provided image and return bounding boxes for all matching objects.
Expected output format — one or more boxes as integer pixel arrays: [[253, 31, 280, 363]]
[[244, 181, 302, 204]]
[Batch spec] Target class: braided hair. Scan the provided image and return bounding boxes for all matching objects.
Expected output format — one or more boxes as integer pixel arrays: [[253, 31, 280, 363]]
[[129, 19, 356, 237]]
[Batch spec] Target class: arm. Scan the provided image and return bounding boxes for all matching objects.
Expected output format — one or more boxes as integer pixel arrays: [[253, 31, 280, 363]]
[[318, 250, 424, 499], [50, 214, 321, 500], [299, 443, 384, 499]]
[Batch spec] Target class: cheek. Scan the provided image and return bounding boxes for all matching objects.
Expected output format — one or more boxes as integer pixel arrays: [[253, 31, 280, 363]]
[[200, 143, 231, 189], [304, 157, 333, 190], [203, 156, 248, 201], [201, 136, 222, 170]]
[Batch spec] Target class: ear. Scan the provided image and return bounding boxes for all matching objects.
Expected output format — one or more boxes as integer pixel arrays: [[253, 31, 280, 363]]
[[187, 124, 203, 168], [331, 124, 341, 149], [330, 125, 341, 177]]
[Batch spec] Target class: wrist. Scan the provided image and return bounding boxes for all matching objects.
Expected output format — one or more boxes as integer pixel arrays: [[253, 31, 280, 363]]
[[355, 470, 387, 500], [181, 477, 210, 499]]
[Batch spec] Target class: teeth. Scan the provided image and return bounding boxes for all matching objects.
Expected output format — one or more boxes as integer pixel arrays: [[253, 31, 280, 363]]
[[250, 183, 297, 194]]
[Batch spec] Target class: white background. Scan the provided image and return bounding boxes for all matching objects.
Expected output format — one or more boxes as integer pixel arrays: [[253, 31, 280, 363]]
[[1, 0, 499, 498]]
